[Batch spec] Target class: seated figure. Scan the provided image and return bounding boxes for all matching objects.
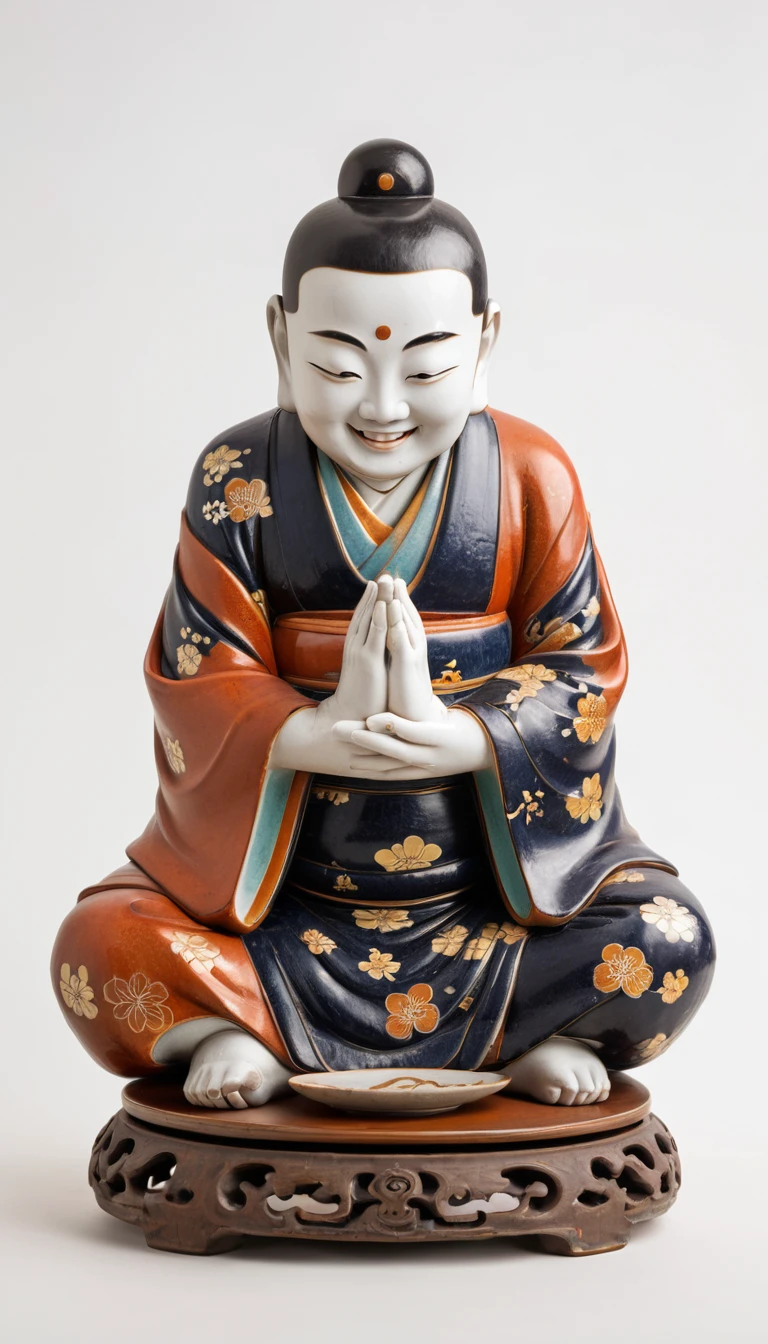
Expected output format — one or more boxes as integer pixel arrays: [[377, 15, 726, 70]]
[[53, 139, 714, 1110]]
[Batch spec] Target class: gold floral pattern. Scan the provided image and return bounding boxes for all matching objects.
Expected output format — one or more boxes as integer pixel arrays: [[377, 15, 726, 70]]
[[374, 836, 443, 871], [640, 896, 697, 944], [333, 874, 358, 892], [459, 995, 474, 1010], [59, 963, 98, 1019], [224, 477, 273, 521], [313, 787, 350, 806], [508, 788, 545, 824], [565, 773, 604, 824], [170, 930, 220, 971], [202, 500, 228, 525], [300, 929, 337, 956], [593, 944, 654, 998], [103, 973, 173, 1033], [573, 692, 608, 744], [176, 627, 211, 677], [464, 921, 526, 960], [657, 969, 689, 1003], [202, 444, 243, 486], [431, 925, 469, 956], [437, 658, 462, 684], [353, 908, 413, 933], [164, 737, 186, 774], [497, 663, 557, 709], [251, 588, 269, 621], [385, 984, 440, 1040], [636, 1033, 670, 1061], [533, 621, 582, 652], [581, 595, 601, 618], [358, 948, 401, 982], [602, 870, 646, 886]]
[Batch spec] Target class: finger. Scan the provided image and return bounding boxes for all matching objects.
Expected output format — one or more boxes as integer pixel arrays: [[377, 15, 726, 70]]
[[365, 599, 388, 651], [349, 755, 432, 774], [332, 719, 368, 741], [347, 581, 377, 641], [350, 729, 427, 764], [386, 601, 413, 653], [366, 714, 446, 745], [224, 1089, 248, 1110], [377, 574, 394, 603], [394, 578, 425, 641]]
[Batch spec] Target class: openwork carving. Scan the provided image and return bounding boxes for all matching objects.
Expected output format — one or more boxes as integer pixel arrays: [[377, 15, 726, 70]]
[[89, 1108, 680, 1255]]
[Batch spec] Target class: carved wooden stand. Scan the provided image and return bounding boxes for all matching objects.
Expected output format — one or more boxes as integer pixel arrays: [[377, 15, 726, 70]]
[[89, 1076, 680, 1256]]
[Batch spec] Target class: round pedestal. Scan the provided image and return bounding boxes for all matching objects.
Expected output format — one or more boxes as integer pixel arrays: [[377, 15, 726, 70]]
[[89, 1074, 680, 1256]]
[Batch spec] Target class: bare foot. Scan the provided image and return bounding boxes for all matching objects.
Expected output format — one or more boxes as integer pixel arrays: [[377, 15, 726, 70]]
[[502, 1037, 610, 1106], [183, 1028, 292, 1109]]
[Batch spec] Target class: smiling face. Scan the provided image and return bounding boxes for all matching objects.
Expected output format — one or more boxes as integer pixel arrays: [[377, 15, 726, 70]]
[[268, 269, 500, 484]]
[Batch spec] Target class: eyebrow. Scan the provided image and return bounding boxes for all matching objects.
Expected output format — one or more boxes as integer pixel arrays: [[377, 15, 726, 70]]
[[402, 331, 458, 350], [310, 329, 367, 351]]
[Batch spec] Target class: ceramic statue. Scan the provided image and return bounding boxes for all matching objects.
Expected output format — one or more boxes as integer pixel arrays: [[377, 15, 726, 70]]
[[53, 139, 715, 1113]]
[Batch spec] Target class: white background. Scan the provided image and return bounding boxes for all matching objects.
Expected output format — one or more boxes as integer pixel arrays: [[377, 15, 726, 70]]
[[1, 1, 766, 1339]]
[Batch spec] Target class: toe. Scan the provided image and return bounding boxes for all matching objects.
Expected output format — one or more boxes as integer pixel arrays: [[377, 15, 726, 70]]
[[574, 1090, 590, 1105], [540, 1085, 562, 1104], [224, 1089, 248, 1110], [557, 1071, 580, 1105], [597, 1086, 610, 1102]]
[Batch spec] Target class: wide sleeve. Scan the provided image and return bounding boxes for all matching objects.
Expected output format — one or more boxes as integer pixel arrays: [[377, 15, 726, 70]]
[[461, 425, 672, 925], [127, 412, 314, 932]]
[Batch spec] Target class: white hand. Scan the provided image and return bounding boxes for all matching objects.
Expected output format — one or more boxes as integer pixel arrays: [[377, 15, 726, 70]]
[[386, 577, 444, 723], [271, 581, 388, 775], [334, 709, 493, 780]]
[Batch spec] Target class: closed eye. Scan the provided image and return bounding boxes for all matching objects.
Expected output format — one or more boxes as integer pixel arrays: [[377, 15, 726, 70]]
[[406, 366, 459, 382], [308, 362, 362, 381]]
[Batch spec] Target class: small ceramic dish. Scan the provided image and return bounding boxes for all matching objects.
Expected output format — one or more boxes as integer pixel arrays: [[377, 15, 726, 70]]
[[289, 1067, 509, 1116]]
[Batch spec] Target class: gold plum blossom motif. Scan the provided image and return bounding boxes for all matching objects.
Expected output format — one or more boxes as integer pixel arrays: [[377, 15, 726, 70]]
[[300, 929, 337, 956], [170, 930, 220, 972], [176, 627, 211, 677], [431, 925, 469, 956], [59, 964, 98, 1020], [353, 908, 413, 933], [593, 944, 654, 998], [565, 773, 604, 824], [532, 621, 582, 652], [385, 984, 440, 1040], [251, 589, 269, 622], [640, 896, 697, 944], [358, 948, 401, 982], [602, 870, 646, 886], [202, 499, 228, 525], [573, 692, 609, 744], [497, 663, 557, 709], [103, 974, 173, 1033], [313, 787, 349, 806], [464, 921, 526, 960], [164, 737, 186, 774], [508, 789, 545, 824], [202, 444, 243, 486], [656, 969, 689, 1003], [374, 836, 443, 872], [581, 595, 601, 618], [224, 477, 273, 522], [333, 874, 358, 892], [459, 996, 474, 1010], [636, 1033, 670, 1061]]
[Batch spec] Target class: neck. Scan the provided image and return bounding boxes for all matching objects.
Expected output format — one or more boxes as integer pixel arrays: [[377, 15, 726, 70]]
[[347, 462, 428, 522]]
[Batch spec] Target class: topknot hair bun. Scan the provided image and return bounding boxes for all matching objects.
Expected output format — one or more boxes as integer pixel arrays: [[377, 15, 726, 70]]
[[337, 139, 434, 201]]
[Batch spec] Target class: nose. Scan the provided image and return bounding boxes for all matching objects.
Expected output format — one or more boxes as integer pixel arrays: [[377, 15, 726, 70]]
[[358, 387, 410, 426]]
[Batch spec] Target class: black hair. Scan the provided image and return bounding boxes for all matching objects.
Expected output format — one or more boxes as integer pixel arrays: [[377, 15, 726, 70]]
[[281, 139, 488, 314]]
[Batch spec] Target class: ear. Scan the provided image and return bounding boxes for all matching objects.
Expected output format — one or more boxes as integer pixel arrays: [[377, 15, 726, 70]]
[[470, 300, 501, 413], [266, 295, 296, 412]]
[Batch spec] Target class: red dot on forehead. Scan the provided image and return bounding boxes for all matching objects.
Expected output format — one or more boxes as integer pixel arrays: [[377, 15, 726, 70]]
[[375, 325, 391, 341]]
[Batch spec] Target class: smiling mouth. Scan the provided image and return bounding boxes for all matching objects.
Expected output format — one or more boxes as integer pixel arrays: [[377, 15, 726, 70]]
[[350, 426, 417, 451]]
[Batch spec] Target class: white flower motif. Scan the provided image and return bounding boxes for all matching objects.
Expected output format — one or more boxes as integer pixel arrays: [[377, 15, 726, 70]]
[[639, 895, 697, 944]]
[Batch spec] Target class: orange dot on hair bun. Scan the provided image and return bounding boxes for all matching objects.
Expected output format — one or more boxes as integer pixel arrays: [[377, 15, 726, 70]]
[[375, 325, 391, 341], [377, 172, 395, 191]]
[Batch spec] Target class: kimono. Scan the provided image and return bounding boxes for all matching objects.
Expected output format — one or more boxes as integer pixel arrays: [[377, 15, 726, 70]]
[[52, 408, 714, 1078]]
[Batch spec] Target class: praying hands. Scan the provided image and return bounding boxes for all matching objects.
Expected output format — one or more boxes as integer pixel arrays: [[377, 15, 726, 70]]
[[271, 576, 493, 779]]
